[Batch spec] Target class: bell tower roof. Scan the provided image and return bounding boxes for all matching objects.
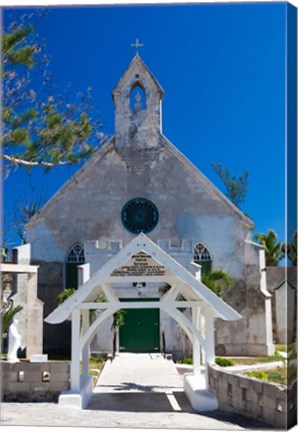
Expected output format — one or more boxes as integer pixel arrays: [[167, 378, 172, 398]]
[[112, 54, 164, 99], [112, 54, 165, 152]]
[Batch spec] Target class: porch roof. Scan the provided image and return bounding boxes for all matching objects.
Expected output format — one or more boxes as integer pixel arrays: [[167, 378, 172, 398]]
[[45, 233, 241, 324]]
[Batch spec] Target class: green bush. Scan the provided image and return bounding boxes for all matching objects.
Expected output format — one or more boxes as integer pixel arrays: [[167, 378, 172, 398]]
[[273, 349, 285, 362], [215, 357, 234, 367], [89, 356, 104, 365], [246, 370, 268, 380], [177, 357, 193, 365]]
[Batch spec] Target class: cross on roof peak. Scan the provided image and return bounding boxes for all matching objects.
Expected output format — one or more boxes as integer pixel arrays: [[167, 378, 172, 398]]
[[131, 38, 144, 54]]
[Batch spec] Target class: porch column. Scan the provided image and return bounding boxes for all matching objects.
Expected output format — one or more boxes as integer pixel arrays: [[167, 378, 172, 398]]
[[204, 307, 215, 387], [78, 263, 90, 286], [192, 307, 201, 377], [82, 310, 90, 377], [71, 308, 81, 392], [193, 262, 202, 375], [205, 307, 215, 364], [26, 272, 44, 357], [78, 264, 91, 378]]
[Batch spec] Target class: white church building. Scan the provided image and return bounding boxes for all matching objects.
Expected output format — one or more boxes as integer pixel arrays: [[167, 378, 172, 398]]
[[24, 54, 274, 359]]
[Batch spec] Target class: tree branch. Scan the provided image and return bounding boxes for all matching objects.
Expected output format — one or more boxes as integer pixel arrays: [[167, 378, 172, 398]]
[[2, 153, 68, 167]]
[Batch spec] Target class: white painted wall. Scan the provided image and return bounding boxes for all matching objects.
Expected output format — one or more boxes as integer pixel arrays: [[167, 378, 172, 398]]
[[275, 283, 296, 344]]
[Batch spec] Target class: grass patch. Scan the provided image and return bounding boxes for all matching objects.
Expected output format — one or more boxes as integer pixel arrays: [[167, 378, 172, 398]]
[[275, 343, 296, 353], [80, 356, 105, 383], [246, 370, 268, 380], [88, 356, 104, 371], [177, 353, 284, 367], [266, 366, 297, 385], [177, 357, 193, 365], [245, 366, 297, 385], [227, 352, 284, 366], [215, 357, 234, 367]]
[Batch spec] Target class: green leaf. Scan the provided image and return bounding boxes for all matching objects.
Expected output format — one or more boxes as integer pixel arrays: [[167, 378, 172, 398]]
[[7, 46, 35, 68], [47, 114, 62, 128], [55, 288, 76, 307], [2, 304, 23, 336], [2, 107, 13, 123], [253, 229, 285, 266], [67, 153, 78, 163], [212, 162, 249, 209], [3, 24, 34, 53], [202, 269, 232, 297], [11, 128, 29, 144], [11, 108, 37, 128]]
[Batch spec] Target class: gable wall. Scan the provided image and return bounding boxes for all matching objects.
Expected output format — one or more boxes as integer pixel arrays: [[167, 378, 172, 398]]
[[26, 142, 249, 281], [26, 141, 253, 357]]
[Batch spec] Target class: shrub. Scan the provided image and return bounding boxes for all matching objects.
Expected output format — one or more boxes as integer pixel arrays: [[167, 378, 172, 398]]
[[177, 357, 193, 365], [215, 357, 234, 367], [273, 349, 285, 361], [90, 356, 104, 365], [246, 370, 268, 380]]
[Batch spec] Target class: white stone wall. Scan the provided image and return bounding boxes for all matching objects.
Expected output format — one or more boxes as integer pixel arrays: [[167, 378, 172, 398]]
[[275, 282, 296, 344], [11, 244, 44, 357], [208, 364, 297, 429]]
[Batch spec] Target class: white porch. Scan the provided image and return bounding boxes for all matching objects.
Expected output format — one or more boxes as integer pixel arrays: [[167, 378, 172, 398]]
[[45, 233, 241, 410]]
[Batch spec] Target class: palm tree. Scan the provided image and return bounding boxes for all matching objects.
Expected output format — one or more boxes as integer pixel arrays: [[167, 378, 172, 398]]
[[253, 229, 285, 266], [1, 303, 23, 337], [201, 269, 232, 298], [159, 270, 232, 299], [55, 288, 76, 307], [287, 231, 297, 266]]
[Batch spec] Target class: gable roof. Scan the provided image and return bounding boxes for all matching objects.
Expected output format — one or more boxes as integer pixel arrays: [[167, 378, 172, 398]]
[[26, 133, 253, 230], [112, 54, 165, 98], [266, 266, 297, 291], [45, 233, 241, 324], [161, 135, 254, 229], [25, 137, 115, 229]]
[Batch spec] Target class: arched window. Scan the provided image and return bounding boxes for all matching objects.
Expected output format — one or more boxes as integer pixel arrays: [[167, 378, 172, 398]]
[[130, 84, 146, 111], [193, 243, 212, 276], [65, 243, 85, 289]]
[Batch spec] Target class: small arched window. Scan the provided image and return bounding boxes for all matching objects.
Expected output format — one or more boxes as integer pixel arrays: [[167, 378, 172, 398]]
[[193, 243, 212, 275], [130, 84, 146, 111], [67, 243, 84, 263], [65, 243, 85, 289]]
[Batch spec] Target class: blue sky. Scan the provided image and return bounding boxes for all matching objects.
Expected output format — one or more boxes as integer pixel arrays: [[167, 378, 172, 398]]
[[3, 3, 293, 249]]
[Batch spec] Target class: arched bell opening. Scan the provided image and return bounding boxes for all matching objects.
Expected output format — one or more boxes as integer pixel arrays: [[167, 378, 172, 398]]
[[129, 82, 146, 112]]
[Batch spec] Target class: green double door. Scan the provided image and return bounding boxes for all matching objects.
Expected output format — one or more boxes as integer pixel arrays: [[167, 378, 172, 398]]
[[119, 299, 160, 353]]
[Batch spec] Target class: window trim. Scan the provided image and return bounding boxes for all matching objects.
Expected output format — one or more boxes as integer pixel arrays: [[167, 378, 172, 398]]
[[193, 243, 212, 277], [193, 242, 212, 262], [66, 243, 85, 263]]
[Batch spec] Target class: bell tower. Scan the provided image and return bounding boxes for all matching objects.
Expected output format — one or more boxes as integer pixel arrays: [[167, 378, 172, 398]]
[[112, 53, 165, 154]]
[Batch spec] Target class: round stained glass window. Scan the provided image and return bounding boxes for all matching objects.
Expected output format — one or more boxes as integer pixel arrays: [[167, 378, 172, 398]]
[[121, 198, 159, 234]]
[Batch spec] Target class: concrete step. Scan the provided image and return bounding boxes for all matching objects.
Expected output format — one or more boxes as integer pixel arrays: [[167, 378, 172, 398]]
[[184, 373, 218, 412]]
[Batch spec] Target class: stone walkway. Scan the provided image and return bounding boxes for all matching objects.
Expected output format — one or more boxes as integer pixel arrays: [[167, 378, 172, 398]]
[[0, 353, 272, 430]]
